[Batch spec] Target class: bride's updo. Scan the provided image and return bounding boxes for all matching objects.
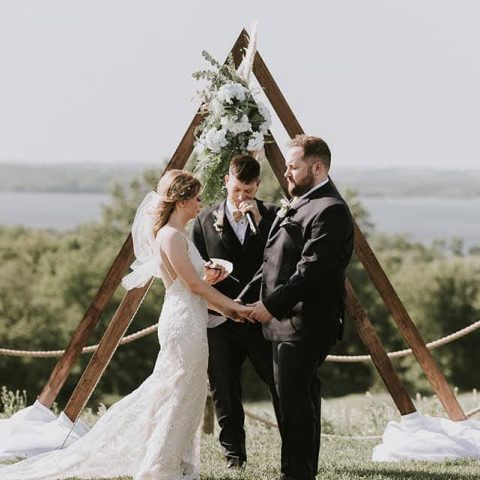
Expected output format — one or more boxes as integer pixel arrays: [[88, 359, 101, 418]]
[[153, 169, 201, 234]]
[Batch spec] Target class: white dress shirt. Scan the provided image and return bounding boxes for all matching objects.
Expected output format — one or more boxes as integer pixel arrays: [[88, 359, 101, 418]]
[[225, 198, 252, 244]]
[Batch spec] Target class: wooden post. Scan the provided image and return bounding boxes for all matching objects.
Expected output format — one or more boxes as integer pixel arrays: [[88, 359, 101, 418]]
[[203, 395, 215, 434], [60, 32, 249, 422], [64, 281, 153, 418], [352, 227, 466, 420], [38, 235, 134, 407], [256, 53, 466, 421], [345, 283, 416, 415]]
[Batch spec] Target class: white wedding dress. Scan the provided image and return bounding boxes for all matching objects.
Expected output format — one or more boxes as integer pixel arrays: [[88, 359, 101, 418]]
[[0, 233, 209, 480]]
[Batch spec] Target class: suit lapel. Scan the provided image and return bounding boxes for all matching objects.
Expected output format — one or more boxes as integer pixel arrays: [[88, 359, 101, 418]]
[[289, 196, 310, 212], [289, 180, 334, 212], [267, 181, 333, 242]]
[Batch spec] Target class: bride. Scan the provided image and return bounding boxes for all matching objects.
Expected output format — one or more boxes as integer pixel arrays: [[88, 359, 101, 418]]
[[0, 169, 253, 480]]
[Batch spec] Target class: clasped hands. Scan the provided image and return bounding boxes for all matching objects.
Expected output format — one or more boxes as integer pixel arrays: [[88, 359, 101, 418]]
[[231, 299, 273, 324]]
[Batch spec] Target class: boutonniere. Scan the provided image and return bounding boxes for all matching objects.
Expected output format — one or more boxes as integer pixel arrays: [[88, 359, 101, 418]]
[[276, 198, 291, 220], [213, 208, 224, 233]]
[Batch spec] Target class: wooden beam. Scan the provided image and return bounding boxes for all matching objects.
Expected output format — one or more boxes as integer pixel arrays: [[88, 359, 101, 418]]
[[253, 51, 303, 138], [203, 395, 215, 434], [345, 283, 416, 415], [264, 140, 287, 188], [38, 235, 134, 407], [64, 281, 152, 418], [254, 54, 466, 421], [60, 30, 249, 422], [353, 227, 466, 420]]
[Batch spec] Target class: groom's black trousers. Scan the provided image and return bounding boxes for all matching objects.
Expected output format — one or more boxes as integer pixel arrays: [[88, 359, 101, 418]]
[[207, 320, 280, 462], [272, 341, 332, 480]]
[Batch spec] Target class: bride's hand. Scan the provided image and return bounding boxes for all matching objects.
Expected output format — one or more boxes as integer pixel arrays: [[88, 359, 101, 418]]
[[203, 261, 228, 285], [230, 304, 255, 323]]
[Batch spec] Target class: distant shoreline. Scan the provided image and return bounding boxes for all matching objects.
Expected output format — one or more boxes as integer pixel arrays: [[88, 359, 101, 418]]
[[0, 164, 479, 198], [1, 192, 479, 250]]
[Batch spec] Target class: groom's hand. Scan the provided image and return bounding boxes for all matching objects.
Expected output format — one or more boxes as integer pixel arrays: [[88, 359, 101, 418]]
[[247, 301, 273, 323]]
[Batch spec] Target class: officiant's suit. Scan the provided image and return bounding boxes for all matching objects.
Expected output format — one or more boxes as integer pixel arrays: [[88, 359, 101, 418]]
[[192, 198, 280, 465], [239, 180, 354, 480]]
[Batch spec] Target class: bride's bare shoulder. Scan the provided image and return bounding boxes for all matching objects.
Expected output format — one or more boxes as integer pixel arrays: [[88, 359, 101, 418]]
[[156, 226, 187, 250]]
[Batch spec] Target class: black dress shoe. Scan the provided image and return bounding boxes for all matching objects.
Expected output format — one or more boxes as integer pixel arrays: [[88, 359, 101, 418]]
[[227, 457, 246, 469]]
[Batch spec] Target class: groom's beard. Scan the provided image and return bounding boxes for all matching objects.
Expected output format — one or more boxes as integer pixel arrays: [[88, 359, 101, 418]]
[[287, 170, 315, 197]]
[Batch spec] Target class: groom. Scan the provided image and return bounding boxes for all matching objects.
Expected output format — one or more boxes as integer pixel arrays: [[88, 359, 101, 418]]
[[192, 154, 280, 469], [240, 135, 354, 480]]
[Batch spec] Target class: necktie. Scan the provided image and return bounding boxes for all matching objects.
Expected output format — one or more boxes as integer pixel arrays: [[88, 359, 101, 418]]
[[232, 210, 244, 222]]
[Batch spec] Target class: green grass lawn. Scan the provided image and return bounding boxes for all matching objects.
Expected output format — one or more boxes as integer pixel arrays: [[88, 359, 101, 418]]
[[2, 394, 479, 479]]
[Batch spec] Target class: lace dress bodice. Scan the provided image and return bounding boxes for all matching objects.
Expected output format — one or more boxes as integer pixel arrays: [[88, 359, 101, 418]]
[[0, 234, 209, 480]]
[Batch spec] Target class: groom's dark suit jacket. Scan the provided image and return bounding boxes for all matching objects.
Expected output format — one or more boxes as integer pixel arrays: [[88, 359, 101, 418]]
[[192, 199, 279, 303], [240, 181, 354, 347]]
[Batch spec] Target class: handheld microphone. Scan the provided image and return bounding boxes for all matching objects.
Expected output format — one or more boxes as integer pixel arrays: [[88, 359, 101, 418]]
[[245, 211, 258, 235]]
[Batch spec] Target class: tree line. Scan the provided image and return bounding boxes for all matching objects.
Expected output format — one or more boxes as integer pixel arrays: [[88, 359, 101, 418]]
[[0, 166, 479, 408]]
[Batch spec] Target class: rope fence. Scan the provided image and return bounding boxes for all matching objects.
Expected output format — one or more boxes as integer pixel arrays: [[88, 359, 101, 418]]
[[1, 318, 478, 440], [326, 319, 480, 363], [0, 324, 159, 358], [1, 320, 479, 361]]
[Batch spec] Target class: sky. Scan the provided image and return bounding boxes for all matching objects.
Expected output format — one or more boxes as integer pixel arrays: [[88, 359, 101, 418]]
[[0, 0, 479, 170]]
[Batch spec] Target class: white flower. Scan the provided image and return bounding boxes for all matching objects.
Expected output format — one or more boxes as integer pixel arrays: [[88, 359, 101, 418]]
[[210, 98, 224, 115], [220, 114, 251, 135], [204, 128, 228, 153], [259, 122, 270, 134], [217, 82, 247, 104], [212, 210, 224, 233], [276, 198, 291, 219], [247, 131, 264, 152], [257, 101, 272, 133]]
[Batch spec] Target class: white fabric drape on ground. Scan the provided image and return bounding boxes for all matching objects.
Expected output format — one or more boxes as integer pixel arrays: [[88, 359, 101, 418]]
[[373, 412, 480, 462]]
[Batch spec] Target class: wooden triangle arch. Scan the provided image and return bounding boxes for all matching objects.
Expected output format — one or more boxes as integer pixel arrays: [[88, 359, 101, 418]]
[[36, 29, 466, 423]]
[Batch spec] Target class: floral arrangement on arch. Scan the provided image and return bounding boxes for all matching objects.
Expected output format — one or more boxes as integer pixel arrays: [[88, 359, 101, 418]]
[[192, 30, 272, 204]]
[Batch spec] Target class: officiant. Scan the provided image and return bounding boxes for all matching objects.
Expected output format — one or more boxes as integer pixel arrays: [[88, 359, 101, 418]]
[[192, 154, 280, 469]]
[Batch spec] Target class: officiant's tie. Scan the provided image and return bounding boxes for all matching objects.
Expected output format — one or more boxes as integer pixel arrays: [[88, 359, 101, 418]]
[[232, 210, 244, 222]]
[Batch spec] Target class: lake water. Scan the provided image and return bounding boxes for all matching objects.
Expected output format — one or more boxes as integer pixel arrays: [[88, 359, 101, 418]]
[[0, 192, 109, 230], [360, 196, 480, 249], [0, 192, 478, 249]]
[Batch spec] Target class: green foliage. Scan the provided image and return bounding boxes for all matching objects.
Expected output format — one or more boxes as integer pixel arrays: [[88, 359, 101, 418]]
[[0, 386, 27, 418], [192, 50, 271, 205], [0, 167, 479, 408], [0, 170, 165, 407], [192, 51, 237, 90]]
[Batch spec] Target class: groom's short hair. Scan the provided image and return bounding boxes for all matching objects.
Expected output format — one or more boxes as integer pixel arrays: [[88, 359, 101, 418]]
[[288, 135, 331, 170], [229, 155, 261, 184]]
